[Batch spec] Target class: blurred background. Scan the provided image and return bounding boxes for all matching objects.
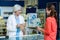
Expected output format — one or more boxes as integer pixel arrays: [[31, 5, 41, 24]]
[[0, 0, 59, 40]]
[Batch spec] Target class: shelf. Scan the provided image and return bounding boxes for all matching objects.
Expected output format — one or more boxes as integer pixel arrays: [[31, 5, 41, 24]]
[[28, 27, 37, 29], [0, 27, 6, 29], [0, 26, 6, 36]]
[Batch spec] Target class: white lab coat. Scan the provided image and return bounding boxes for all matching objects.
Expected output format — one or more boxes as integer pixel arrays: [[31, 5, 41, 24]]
[[7, 14, 25, 39]]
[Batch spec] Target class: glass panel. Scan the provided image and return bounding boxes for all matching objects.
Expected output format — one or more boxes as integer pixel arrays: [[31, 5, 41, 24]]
[[6, 34, 44, 40]]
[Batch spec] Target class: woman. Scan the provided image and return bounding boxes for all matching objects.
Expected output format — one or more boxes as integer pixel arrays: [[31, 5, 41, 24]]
[[37, 4, 57, 40], [7, 4, 25, 40]]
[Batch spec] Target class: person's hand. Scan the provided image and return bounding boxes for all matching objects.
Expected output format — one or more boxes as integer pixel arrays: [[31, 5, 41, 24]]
[[37, 27, 42, 31], [19, 24, 25, 30], [19, 24, 25, 35]]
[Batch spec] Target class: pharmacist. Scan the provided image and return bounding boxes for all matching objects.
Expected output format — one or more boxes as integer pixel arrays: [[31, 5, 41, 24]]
[[7, 4, 25, 40]]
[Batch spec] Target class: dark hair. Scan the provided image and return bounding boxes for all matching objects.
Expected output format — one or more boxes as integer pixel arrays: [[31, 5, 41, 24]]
[[46, 3, 57, 21]]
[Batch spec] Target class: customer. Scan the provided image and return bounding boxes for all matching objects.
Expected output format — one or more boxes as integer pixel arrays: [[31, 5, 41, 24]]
[[37, 3, 57, 40]]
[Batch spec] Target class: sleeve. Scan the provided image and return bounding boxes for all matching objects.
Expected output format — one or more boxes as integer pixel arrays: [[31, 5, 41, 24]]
[[7, 16, 15, 32], [43, 18, 51, 35]]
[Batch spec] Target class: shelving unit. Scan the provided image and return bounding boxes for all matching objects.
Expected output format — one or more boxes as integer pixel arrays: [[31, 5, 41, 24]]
[[37, 9, 46, 28], [0, 7, 13, 36], [0, 20, 6, 36], [25, 0, 38, 8]]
